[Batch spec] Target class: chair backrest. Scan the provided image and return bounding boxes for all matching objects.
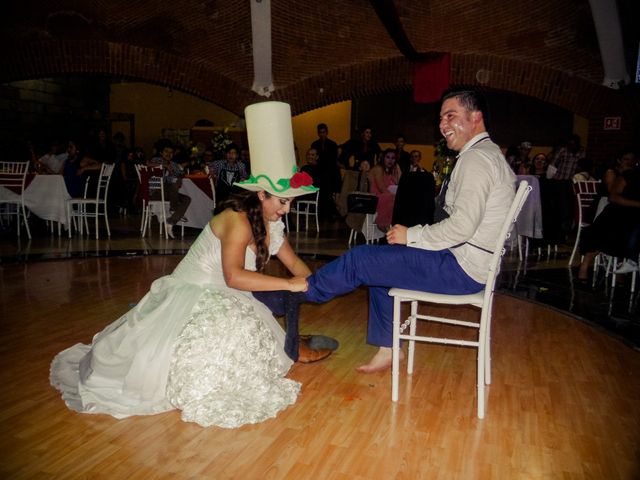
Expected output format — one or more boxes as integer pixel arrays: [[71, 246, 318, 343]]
[[0, 161, 29, 193], [485, 180, 532, 294], [573, 179, 600, 196], [93, 163, 115, 201], [573, 180, 600, 226], [147, 167, 165, 203]]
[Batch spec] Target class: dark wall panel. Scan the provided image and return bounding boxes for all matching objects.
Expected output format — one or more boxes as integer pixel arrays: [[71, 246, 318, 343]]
[[351, 90, 574, 148]]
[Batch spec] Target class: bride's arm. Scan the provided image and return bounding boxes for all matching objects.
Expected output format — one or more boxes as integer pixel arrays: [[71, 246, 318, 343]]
[[218, 214, 306, 292], [276, 238, 312, 278]]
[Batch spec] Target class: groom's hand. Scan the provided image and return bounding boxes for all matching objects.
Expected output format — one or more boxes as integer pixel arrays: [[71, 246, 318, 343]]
[[386, 224, 408, 245]]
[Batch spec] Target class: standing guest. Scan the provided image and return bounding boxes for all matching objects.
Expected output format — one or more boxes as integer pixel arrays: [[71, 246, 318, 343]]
[[394, 134, 411, 174], [303, 88, 516, 373], [368, 148, 401, 231], [311, 123, 341, 218], [88, 128, 116, 164], [548, 134, 585, 240], [339, 126, 381, 171], [211, 143, 248, 206], [148, 139, 191, 238], [409, 150, 425, 172], [50, 101, 327, 429]]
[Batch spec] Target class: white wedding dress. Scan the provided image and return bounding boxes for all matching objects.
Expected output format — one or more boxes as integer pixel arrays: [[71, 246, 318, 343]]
[[50, 220, 300, 428]]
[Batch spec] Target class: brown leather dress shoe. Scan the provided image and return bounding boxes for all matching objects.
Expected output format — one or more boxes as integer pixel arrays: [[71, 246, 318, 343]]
[[297, 339, 332, 364]]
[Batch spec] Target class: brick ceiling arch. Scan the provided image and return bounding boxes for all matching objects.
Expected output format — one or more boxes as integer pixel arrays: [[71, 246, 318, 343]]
[[2, 0, 638, 119]]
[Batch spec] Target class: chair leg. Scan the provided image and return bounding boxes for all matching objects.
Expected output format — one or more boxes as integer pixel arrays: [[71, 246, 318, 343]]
[[407, 301, 417, 374], [104, 205, 111, 237], [95, 205, 100, 239], [21, 203, 31, 240], [141, 206, 149, 237], [391, 296, 401, 402], [568, 227, 581, 266]]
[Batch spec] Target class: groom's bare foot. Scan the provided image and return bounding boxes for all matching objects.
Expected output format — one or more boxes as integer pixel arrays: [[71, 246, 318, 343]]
[[356, 347, 404, 373]]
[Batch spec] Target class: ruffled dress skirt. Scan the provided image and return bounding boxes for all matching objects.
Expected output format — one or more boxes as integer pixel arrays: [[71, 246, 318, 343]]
[[50, 275, 300, 428]]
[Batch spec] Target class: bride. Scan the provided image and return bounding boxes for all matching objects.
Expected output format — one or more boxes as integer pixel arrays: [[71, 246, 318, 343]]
[[50, 102, 328, 428]]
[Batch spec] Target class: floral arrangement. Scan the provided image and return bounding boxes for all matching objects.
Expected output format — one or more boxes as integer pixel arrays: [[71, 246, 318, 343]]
[[210, 129, 233, 157]]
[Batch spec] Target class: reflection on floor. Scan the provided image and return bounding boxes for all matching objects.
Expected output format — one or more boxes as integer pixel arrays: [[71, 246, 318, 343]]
[[1, 213, 638, 349]]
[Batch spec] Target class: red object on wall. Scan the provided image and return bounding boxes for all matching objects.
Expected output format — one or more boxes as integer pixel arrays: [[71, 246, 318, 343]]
[[413, 53, 451, 103]]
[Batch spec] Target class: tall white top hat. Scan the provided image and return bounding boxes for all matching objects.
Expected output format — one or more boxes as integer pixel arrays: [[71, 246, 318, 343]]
[[234, 101, 318, 198]]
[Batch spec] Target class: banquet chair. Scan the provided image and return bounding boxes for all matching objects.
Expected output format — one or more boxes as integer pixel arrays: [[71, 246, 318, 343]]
[[67, 176, 92, 236], [568, 180, 600, 266], [286, 190, 320, 233], [67, 163, 115, 239], [140, 167, 170, 239], [388, 180, 531, 419], [345, 192, 385, 246], [0, 161, 31, 239], [592, 253, 638, 295]]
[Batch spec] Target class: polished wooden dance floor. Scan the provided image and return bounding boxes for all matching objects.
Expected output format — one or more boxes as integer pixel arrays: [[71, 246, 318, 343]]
[[1, 253, 639, 479]]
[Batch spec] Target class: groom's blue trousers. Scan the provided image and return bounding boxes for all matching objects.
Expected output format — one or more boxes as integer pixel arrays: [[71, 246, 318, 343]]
[[305, 244, 483, 347]]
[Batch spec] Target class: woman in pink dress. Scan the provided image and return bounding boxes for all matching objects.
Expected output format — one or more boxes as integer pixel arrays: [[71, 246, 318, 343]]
[[368, 148, 402, 230]]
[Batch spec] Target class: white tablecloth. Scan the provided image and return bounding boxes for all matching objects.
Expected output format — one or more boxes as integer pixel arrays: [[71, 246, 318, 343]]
[[179, 178, 215, 229], [515, 175, 543, 239], [0, 175, 71, 226]]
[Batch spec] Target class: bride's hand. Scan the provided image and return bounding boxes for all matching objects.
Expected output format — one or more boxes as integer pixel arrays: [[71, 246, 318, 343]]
[[288, 276, 308, 292]]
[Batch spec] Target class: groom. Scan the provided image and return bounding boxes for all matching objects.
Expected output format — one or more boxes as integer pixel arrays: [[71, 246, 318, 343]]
[[304, 88, 516, 373]]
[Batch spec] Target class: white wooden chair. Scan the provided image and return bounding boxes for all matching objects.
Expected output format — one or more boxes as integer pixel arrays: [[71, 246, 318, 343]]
[[286, 190, 320, 233], [568, 180, 600, 266], [0, 161, 31, 239], [67, 163, 114, 239], [67, 176, 92, 236], [388, 180, 531, 419], [140, 166, 170, 239]]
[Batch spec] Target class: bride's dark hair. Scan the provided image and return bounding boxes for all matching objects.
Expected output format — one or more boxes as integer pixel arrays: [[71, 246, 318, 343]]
[[218, 190, 269, 271]]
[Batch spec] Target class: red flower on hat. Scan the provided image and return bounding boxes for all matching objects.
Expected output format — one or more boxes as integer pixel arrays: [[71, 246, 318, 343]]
[[289, 171, 313, 188]]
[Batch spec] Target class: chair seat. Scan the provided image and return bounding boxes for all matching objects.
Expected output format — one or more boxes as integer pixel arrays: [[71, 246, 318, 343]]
[[389, 287, 484, 307]]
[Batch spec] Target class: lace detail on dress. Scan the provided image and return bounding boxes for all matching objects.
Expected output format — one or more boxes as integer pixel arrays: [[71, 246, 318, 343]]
[[268, 220, 286, 255], [166, 290, 300, 428]]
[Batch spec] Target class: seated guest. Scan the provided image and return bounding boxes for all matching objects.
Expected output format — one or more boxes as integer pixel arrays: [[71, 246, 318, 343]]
[[212, 143, 248, 206], [37, 140, 68, 174], [573, 157, 594, 182], [148, 139, 191, 239], [529, 153, 548, 178], [368, 148, 401, 231], [63, 140, 102, 198], [408, 150, 425, 172], [577, 155, 640, 281]]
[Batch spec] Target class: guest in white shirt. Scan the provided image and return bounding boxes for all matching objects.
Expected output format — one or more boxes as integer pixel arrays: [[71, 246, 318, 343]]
[[37, 140, 68, 174]]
